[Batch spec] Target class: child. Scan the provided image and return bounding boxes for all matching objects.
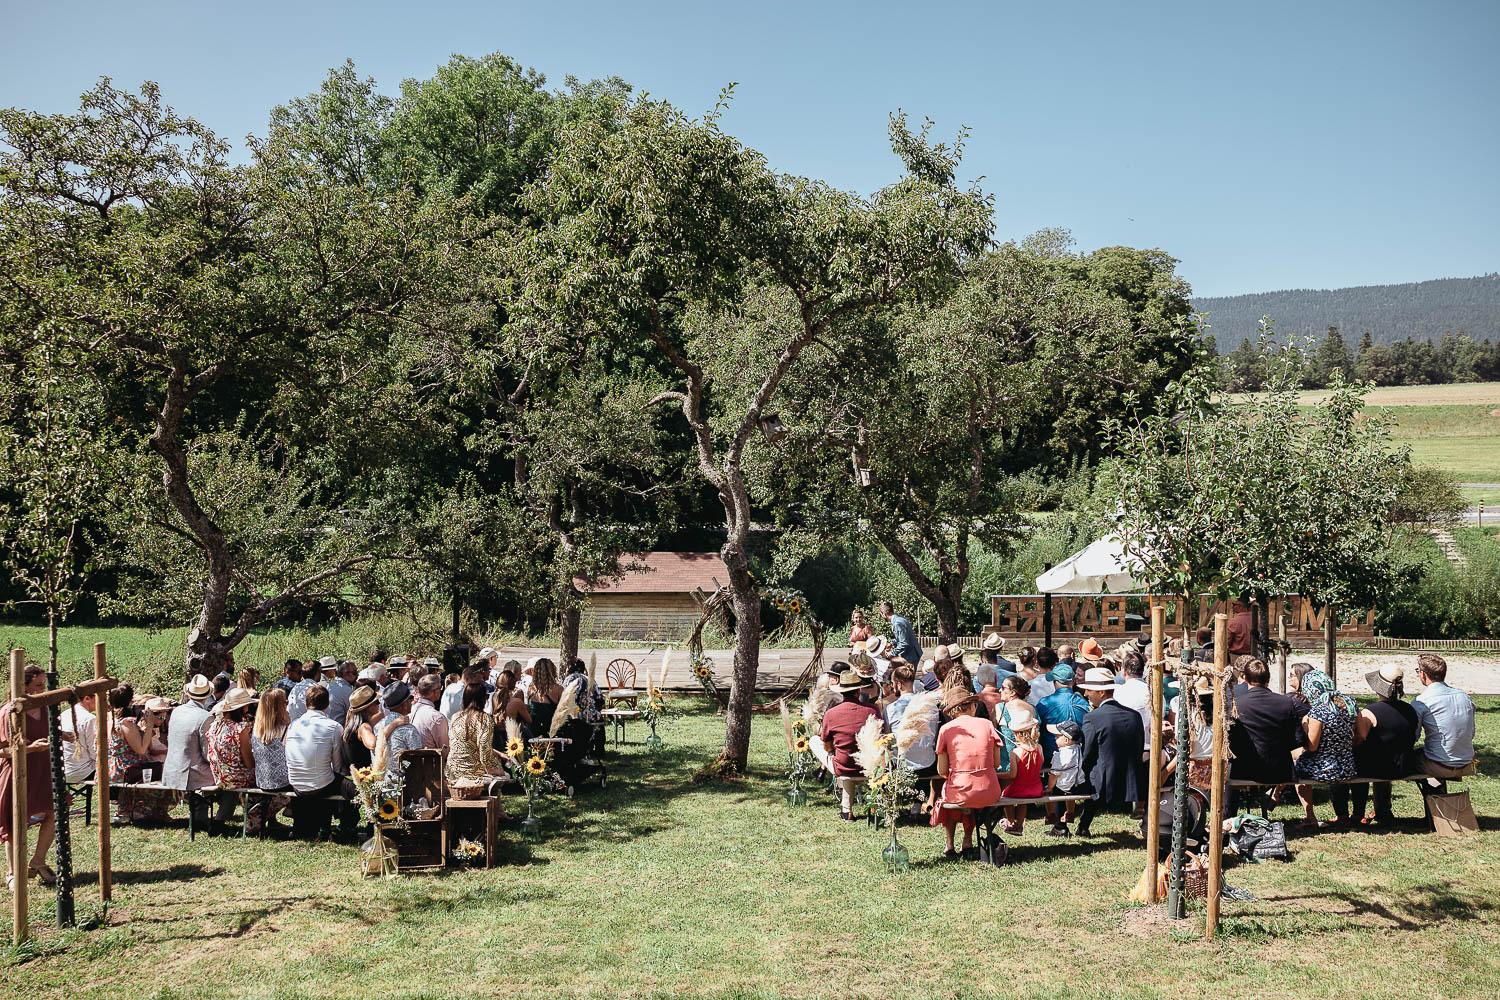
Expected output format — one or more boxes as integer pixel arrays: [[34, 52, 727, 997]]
[[998, 701, 1044, 834], [1044, 720, 1085, 837]]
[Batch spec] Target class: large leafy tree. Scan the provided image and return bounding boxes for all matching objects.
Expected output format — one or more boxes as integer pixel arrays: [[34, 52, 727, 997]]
[[0, 80, 469, 675], [512, 98, 992, 772]]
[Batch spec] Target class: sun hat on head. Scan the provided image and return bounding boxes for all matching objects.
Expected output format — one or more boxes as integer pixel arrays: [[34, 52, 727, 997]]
[[145, 697, 173, 714], [348, 685, 378, 714], [1005, 701, 1038, 731], [389, 655, 407, 667], [982, 633, 1006, 651], [382, 681, 412, 710], [212, 688, 257, 715], [478, 647, 496, 661], [864, 635, 889, 658], [1078, 666, 1118, 691], [318, 655, 337, 669], [938, 642, 967, 660], [184, 674, 212, 700], [424, 656, 440, 668], [834, 669, 872, 693], [1365, 665, 1404, 699], [942, 686, 978, 713], [1079, 638, 1105, 662]]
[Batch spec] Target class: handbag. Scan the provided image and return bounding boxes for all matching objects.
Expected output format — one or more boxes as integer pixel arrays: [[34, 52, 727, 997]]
[[1231, 815, 1288, 861], [1429, 791, 1478, 836]]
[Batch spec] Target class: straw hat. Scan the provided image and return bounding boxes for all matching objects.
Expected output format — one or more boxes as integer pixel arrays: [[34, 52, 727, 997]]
[[864, 635, 889, 658], [937, 642, 967, 661], [1005, 701, 1038, 730], [212, 688, 257, 715], [1078, 666, 1118, 691], [318, 655, 338, 669], [145, 697, 173, 714], [348, 685, 379, 713], [834, 669, 873, 693], [981, 633, 1006, 651], [1365, 665, 1404, 699]]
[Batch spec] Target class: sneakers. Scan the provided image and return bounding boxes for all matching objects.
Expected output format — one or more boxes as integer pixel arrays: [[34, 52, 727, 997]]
[[1045, 823, 1070, 838]]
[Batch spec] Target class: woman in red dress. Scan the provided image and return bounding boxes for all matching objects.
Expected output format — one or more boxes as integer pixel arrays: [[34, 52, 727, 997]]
[[931, 686, 1003, 858], [1, 664, 58, 891]]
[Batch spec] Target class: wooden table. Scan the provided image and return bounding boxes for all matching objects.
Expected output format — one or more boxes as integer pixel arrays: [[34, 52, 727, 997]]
[[445, 796, 502, 868]]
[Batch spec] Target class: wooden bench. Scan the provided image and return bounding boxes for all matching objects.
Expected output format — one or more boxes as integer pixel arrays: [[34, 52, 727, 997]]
[[81, 779, 349, 840]]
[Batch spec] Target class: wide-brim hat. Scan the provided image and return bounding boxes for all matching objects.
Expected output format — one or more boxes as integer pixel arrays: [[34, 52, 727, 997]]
[[981, 633, 1006, 651], [424, 657, 441, 668], [348, 685, 378, 713], [1365, 665, 1404, 699], [382, 681, 412, 709], [1006, 702, 1038, 730], [212, 688, 258, 715], [184, 674, 212, 700], [144, 697, 173, 714], [318, 655, 338, 669], [389, 655, 407, 667], [834, 669, 873, 693], [1079, 638, 1105, 662], [864, 636, 889, 658], [942, 686, 978, 713], [1078, 666, 1118, 691], [938, 643, 967, 660]]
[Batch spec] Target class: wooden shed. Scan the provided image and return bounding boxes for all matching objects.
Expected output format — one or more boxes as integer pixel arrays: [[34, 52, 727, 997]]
[[577, 552, 729, 641]]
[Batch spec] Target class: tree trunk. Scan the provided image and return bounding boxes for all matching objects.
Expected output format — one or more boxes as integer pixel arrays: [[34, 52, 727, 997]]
[[48, 606, 58, 676], [558, 598, 582, 671], [717, 529, 760, 775], [932, 574, 964, 645]]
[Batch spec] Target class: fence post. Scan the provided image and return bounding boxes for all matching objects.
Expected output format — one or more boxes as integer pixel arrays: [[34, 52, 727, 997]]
[[95, 642, 111, 902], [9, 648, 27, 946], [1204, 613, 1229, 940], [1324, 608, 1337, 687], [1145, 604, 1165, 902]]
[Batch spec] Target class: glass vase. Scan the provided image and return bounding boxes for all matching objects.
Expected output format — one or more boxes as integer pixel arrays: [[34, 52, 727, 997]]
[[883, 829, 910, 873], [646, 723, 663, 752], [786, 786, 808, 807], [521, 786, 542, 841]]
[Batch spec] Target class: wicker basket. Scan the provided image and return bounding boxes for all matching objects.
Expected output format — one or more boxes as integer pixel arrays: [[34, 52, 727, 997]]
[[451, 781, 485, 801]]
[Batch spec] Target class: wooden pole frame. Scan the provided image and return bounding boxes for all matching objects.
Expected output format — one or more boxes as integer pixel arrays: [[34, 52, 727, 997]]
[[1145, 603, 1166, 902], [9, 648, 27, 946], [1324, 606, 1338, 687], [94, 643, 112, 902], [1204, 613, 1230, 939], [1277, 612, 1289, 694]]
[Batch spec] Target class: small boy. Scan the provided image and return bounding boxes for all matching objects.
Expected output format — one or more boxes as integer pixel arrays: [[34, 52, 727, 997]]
[[1044, 720, 1085, 837]]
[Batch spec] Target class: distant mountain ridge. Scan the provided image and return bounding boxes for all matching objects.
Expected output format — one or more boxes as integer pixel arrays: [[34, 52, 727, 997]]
[[1192, 273, 1500, 347]]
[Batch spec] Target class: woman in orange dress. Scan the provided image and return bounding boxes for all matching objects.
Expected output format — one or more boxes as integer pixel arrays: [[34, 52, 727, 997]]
[[931, 686, 1003, 858]]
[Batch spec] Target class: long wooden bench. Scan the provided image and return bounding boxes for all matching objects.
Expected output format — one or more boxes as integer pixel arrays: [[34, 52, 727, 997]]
[[80, 779, 349, 840]]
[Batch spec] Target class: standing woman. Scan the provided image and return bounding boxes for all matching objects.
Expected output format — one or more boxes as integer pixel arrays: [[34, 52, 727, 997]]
[[1, 664, 56, 890], [848, 610, 873, 648], [108, 686, 170, 826]]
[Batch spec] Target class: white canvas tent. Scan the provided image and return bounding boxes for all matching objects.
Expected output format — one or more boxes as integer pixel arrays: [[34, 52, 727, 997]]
[[1035, 536, 1147, 594]]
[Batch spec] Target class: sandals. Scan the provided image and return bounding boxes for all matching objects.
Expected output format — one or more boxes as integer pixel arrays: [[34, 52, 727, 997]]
[[30, 862, 57, 886]]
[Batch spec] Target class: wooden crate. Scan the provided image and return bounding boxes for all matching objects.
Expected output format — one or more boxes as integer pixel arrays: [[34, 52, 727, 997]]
[[445, 796, 502, 868], [380, 819, 446, 870], [397, 748, 445, 821]]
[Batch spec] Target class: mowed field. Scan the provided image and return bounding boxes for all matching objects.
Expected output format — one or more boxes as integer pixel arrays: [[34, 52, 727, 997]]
[[5, 701, 1500, 1000]]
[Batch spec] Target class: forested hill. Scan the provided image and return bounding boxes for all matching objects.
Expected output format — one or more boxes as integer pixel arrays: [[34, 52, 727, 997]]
[[1192, 274, 1500, 346]]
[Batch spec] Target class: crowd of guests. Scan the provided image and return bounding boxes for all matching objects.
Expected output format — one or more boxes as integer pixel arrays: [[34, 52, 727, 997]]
[[1, 645, 610, 886], [815, 604, 1481, 860]]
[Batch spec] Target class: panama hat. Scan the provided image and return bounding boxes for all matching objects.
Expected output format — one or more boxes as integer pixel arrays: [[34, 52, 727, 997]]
[[184, 674, 212, 700], [937, 642, 967, 661], [1365, 665, 1404, 699], [834, 669, 873, 693], [318, 655, 338, 669], [864, 635, 889, 658], [981, 633, 1006, 651], [212, 688, 257, 715], [144, 697, 173, 714], [348, 685, 379, 713], [1078, 666, 1118, 691]]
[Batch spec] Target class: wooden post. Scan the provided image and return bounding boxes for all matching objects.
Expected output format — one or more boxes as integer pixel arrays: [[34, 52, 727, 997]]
[[1323, 607, 1337, 687], [1204, 613, 1229, 940], [9, 648, 27, 946], [1277, 613, 1289, 694], [1042, 565, 1053, 647], [1145, 603, 1166, 902], [94, 642, 111, 903]]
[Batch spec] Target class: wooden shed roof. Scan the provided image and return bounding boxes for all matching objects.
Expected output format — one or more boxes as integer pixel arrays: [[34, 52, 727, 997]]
[[576, 551, 728, 595]]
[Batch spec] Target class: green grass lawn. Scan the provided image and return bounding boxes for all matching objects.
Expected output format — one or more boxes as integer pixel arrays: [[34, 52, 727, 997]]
[[5, 699, 1500, 1000]]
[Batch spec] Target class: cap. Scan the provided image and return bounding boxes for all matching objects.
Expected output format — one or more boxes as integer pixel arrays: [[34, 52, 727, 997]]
[[1046, 720, 1083, 744]]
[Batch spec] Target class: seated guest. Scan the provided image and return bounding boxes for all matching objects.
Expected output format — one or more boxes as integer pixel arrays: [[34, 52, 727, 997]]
[[443, 665, 484, 719], [881, 664, 938, 778], [447, 681, 512, 801], [59, 691, 99, 787], [1167, 675, 1216, 792], [204, 673, 232, 713], [1229, 657, 1299, 786], [1411, 653, 1476, 786], [977, 633, 1017, 681], [321, 656, 352, 724], [998, 701, 1044, 835], [1055, 644, 1078, 672], [931, 686, 1003, 859], [1114, 654, 1152, 742], [273, 659, 301, 695], [250, 687, 293, 834], [820, 669, 880, 821], [994, 674, 1029, 765], [164, 673, 216, 826], [285, 684, 353, 840], [342, 685, 381, 773], [975, 664, 1003, 718], [1075, 666, 1145, 838], [489, 669, 532, 739], [1353, 666, 1419, 825], [106, 686, 169, 825], [562, 659, 606, 759], [526, 658, 564, 736], [376, 682, 423, 760], [288, 662, 318, 723], [205, 688, 258, 831], [863, 636, 892, 683], [1292, 669, 1359, 826], [410, 674, 450, 752], [234, 667, 262, 697], [1037, 658, 1089, 838], [1043, 720, 1086, 836], [1016, 649, 1053, 705]]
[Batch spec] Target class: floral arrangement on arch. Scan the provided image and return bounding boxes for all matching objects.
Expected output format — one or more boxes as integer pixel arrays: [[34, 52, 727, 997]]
[[689, 651, 719, 701]]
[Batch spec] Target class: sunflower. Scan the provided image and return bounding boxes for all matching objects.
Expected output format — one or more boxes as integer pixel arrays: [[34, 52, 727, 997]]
[[377, 798, 400, 822], [526, 755, 547, 776], [791, 718, 807, 732], [788, 599, 802, 615], [774, 597, 786, 609], [793, 736, 810, 754], [693, 663, 710, 680], [506, 737, 525, 757], [351, 766, 371, 784], [877, 733, 895, 748], [650, 697, 664, 711], [871, 773, 890, 789]]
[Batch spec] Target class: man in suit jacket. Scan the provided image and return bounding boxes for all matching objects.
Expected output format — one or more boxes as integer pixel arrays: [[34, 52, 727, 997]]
[[163, 674, 216, 825], [1074, 666, 1145, 837], [1229, 657, 1298, 784]]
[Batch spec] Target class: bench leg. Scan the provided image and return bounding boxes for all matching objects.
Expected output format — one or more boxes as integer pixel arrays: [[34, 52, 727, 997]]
[[241, 791, 250, 840], [188, 792, 196, 841]]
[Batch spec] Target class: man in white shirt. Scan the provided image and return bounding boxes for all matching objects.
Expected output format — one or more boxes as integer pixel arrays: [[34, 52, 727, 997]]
[[59, 693, 98, 785], [284, 685, 353, 839], [321, 656, 353, 725], [410, 674, 450, 751], [1113, 655, 1154, 749], [441, 666, 482, 718]]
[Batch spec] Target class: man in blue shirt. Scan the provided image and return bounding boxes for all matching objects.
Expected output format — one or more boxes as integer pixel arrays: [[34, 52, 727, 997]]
[[1037, 661, 1090, 758], [880, 601, 922, 668], [1412, 654, 1476, 785]]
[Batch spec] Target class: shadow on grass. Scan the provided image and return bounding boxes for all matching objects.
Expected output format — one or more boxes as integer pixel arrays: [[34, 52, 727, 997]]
[[1219, 879, 1500, 937]]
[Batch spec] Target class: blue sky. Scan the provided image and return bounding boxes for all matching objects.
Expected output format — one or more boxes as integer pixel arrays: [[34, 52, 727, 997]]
[[3, 0, 1496, 297]]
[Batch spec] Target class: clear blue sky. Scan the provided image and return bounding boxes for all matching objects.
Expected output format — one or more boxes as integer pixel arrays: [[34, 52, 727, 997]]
[[3, 0, 1497, 297]]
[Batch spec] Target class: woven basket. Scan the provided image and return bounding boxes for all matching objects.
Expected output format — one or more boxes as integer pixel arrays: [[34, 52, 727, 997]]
[[451, 781, 485, 801]]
